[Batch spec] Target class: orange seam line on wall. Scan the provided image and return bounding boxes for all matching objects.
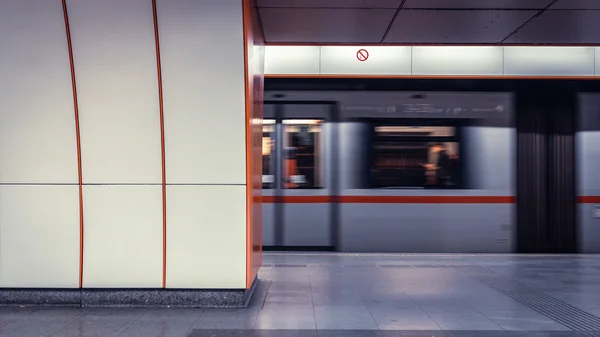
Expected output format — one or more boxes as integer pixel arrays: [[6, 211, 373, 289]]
[[151, 0, 168, 289], [61, 0, 84, 289], [242, 0, 253, 289], [264, 74, 600, 80]]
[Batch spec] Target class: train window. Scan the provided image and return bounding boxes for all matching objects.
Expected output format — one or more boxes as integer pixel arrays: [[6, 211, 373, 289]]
[[370, 124, 462, 189], [262, 119, 276, 189], [282, 119, 324, 189]]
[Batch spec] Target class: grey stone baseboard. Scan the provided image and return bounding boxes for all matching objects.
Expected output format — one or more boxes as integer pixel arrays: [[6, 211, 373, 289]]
[[0, 277, 258, 308]]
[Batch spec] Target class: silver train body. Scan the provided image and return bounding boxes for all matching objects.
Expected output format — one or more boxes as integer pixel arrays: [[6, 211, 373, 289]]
[[261, 90, 600, 253]]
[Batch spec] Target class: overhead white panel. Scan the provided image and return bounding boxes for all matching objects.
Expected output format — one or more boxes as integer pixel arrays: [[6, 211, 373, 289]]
[[166, 185, 246, 289], [0, 0, 78, 184], [82, 186, 163, 288], [0, 186, 80, 287], [412, 46, 503, 76], [265, 46, 320, 75], [320, 46, 411, 75], [503, 47, 594, 76], [158, 0, 246, 185], [67, 0, 162, 184]]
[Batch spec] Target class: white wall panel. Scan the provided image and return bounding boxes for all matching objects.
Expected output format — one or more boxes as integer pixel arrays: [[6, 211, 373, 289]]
[[166, 185, 246, 289], [158, 0, 247, 184], [504, 47, 595, 76], [67, 0, 162, 184], [265, 46, 320, 74], [320, 46, 411, 75], [0, 0, 78, 184], [82, 186, 163, 288], [412, 46, 503, 76], [0, 186, 80, 287]]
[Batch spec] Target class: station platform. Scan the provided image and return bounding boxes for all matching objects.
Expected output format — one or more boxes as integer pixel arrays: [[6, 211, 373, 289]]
[[1, 253, 599, 336]]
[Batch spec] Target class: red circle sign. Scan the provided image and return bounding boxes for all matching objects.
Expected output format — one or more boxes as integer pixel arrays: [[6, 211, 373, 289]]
[[356, 49, 369, 62]]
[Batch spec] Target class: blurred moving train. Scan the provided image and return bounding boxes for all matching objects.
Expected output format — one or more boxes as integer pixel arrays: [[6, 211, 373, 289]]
[[260, 87, 600, 254]]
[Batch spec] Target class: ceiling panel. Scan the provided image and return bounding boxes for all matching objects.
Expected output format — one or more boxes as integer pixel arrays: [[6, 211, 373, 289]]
[[505, 10, 600, 43], [257, 0, 401, 8], [384, 10, 535, 43], [259, 8, 395, 43], [404, 0, 553, 9], [551, 0, 600, 9]]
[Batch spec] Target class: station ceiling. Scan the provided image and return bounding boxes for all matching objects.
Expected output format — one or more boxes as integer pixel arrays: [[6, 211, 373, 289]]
[[256, 0, 600, 44]]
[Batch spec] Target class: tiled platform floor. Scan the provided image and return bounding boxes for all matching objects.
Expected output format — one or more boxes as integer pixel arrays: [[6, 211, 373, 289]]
[[2, 253, 600, 336]]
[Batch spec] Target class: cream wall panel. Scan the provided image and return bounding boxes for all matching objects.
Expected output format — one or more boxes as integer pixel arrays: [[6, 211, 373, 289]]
[[158, 0, 247, 185], [412, 46, 503, 76], [504, 46, 595, 76], [82, 186, 162, 288], [320, 46, 411, 75], [0, 0, 78, 184], [0, 186, 79, 287], [265, 46, 320, 74], [166, 185, 246, 289], [66, 0, 162, 184]]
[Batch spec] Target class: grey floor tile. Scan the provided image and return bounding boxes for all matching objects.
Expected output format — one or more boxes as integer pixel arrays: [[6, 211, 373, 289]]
[[411, 299, 478, 314], [254, 306, 316, 329], [317, 330, 383, 337], [51, 316, 142, 337], [427, 313, 504, 331], [363, 299, 420, 310], [0, 307, 38, 327], [186, 330, 251, 337], [264, 293, 313, 306], [194, 309, 258, 329], [368, 307, 441, 330], [188, 329, 320, 337], [0, 317, 73, 337], [117, 309, 203, 337], [488, 317, 570, 331], [2, 253, 600, 335], [314, 305, 378, 330], [379, 331, 448, 337]]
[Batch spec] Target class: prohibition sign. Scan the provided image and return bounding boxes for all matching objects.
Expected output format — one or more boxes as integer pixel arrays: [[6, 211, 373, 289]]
[[356, 49, 369, 62]]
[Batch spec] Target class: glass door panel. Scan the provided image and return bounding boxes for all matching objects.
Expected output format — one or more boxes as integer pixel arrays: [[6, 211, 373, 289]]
[[282, 119, 325, 189], [262, 119, 276, 189]]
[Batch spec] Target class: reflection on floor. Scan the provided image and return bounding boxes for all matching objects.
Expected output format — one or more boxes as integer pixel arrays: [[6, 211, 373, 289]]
[[1, 253, 600, 336]]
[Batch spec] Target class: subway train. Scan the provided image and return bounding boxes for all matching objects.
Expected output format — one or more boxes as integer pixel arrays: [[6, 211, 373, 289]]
[[260, 85, 600, 254]]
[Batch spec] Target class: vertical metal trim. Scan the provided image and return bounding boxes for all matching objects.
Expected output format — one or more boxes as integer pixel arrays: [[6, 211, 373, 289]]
[[274, 104, 284, 246], [329, 103, 340, 250]]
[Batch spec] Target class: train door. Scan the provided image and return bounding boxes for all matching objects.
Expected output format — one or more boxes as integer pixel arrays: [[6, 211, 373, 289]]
[[262, 104, 277, 246], [262, 102, 337, 250]]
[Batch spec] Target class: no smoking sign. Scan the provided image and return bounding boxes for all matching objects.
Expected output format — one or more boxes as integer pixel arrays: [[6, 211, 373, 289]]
[[356, 49, 369, 62]]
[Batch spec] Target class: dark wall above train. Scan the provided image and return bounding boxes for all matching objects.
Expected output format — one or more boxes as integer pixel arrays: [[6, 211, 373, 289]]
[[257, 0, 600, 44]]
